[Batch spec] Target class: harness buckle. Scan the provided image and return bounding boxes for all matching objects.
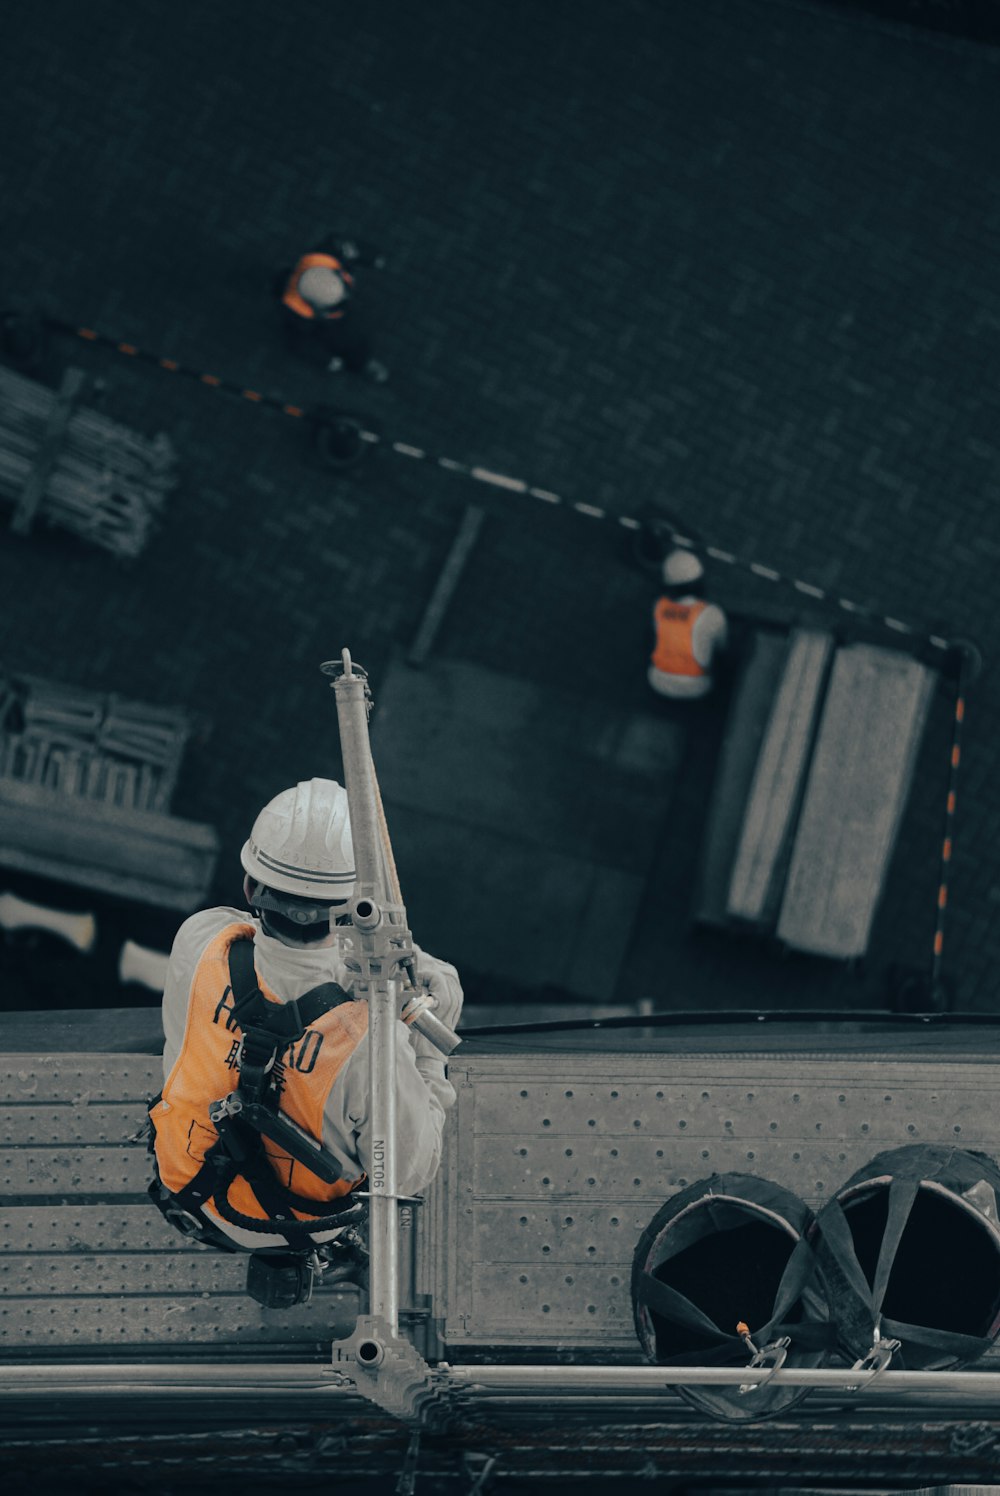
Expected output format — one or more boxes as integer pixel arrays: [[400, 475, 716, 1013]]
[[209, 1093, 243, 1126], [164, 1203, 212, 1241]]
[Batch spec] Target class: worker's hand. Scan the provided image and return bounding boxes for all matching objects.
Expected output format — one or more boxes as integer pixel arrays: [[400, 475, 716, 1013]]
[[411, 956, 463, 1032]]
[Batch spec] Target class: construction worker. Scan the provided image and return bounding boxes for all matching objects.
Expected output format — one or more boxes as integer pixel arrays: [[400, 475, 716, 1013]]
[[276, 234, 388, 382], [148, 777, 461, 1305], [648, 549, 728, 699]]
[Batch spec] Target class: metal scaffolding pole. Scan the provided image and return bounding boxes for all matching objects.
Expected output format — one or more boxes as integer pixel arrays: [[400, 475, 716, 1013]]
[[446, 1363, 1000, 1398], [3, 1360, 1000, 1408], [324, 652, 457, 1423], [328, 650, 400, 1334]]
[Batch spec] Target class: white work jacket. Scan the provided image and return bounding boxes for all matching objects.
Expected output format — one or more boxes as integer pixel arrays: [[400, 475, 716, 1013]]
[[161, 906, 461, 1242]]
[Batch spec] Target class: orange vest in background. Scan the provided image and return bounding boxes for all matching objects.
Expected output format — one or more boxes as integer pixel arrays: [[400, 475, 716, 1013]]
[[153, 922, 367, 1228], [281, 252, 354, 320], [651, 598, 708, 677]]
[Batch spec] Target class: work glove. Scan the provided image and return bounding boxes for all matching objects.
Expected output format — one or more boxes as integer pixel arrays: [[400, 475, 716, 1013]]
[[407, 952, 464, 1063], [410, 953, 463, 1031]]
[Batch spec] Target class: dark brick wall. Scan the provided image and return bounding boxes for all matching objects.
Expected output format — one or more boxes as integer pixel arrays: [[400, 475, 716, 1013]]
[[1, 0, 998, 1006]]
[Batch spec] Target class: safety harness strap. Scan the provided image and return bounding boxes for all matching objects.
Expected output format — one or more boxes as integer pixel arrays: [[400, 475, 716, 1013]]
[[149, 936, 363, 1253], [148, 1102, 363, 1250], [226, 937, 350, 1100]]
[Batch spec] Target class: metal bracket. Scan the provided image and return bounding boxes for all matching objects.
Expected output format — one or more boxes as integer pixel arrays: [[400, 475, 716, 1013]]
[[330, 1313, 454, 1426]]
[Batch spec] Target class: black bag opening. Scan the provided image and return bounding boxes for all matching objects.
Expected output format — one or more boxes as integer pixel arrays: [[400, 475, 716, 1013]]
[[812, 1145, 1000, 1370], [631, 1173, 833, 1423]]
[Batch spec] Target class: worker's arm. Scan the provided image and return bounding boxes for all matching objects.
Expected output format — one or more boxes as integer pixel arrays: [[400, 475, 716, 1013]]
[[329, 1020, 452, 1197], [160, 907, 243, 1083], [709, 604, 729, 653], [406, 947, 464, 1110], [691, 603, 729, 667]]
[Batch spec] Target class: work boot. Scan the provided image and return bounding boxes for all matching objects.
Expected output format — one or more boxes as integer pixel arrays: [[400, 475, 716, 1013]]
[[315, 1226, 369, 1289], [245, 1252, 315, 1308]]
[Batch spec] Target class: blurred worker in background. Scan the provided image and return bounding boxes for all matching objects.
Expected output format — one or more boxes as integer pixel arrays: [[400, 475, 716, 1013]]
[[275, 232, 389, 382], [148, 777, 461, 1305], [648, 549, 728, 699]]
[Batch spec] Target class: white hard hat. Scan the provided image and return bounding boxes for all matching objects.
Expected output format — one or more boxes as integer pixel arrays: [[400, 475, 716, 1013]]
[[662, 548, 704, 588], [240, 778, 355, 901], [297, 265, 348, 311]]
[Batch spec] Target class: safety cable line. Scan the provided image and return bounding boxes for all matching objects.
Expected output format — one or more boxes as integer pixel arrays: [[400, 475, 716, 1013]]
[[47, 317, 957, 654], [458, 1006, 1000, 1037]]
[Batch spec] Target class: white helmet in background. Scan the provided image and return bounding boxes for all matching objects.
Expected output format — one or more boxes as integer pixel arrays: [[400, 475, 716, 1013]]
[[661, 548, 705, 588], [297, 265, 348, 312], [241, 778, 355, 901]]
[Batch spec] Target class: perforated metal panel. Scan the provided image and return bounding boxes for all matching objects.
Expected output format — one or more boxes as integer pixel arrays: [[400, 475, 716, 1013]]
[[2, 1147, 151, 1196], [1, 1104, 147, 1146], [0, 1289, 359, 1348], [0, 1055, 357, 1355], [427, 1053, 1000, 1349], [0, 1057, 161, 1101], [1, 1204, 171, 1253]]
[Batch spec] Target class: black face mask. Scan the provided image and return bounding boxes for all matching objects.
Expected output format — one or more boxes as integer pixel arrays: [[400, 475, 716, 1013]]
[[259, 909, 332, 945], [244, 876, 350, 932]]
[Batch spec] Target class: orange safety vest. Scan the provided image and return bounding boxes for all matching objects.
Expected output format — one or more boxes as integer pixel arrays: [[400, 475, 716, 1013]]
[[281, 252, 354, 320], [651, 597, 708, 677], [153, 922, 368, 1230]]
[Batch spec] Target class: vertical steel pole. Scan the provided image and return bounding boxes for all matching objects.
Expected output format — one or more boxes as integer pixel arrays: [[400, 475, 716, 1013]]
[[330, 651, 399, 1335]]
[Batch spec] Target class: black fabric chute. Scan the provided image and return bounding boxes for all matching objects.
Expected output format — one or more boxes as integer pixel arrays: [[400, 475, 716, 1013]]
[[810, 1144, 1000, 1370], [630, 1173, 834, 1422]]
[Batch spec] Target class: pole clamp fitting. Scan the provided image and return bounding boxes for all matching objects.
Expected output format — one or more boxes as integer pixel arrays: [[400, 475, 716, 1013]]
[[846, 1335, 901, 1391], [738, 1335, 791, 1394]]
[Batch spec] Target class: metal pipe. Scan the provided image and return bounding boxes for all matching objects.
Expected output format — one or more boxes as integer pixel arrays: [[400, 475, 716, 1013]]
[[2, 1360, 1000, 1406], [0, 1363, 352, 1395], [446, 1364, 1000, 1395], [330, 650, 398, 1334], [356, 901, 399, 1331], [372, 755, 459, 1056], [331, 653, 381, 898]]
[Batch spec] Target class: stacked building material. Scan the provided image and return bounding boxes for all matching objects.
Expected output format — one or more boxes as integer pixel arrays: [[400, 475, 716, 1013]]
[[0, 668, 217, 909], [695, 632, 937, 960], [0, 365, 176, 558], [0, 672, 189, 815]]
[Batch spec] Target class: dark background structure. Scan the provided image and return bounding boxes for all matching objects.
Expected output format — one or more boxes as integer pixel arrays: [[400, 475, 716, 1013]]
[[1, 0, 998, 1013]]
